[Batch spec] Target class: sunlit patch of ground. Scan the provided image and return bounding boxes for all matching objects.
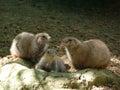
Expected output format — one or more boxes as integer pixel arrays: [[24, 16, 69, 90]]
[[62, 55, 120, 90], [107, 56, 120, 77]]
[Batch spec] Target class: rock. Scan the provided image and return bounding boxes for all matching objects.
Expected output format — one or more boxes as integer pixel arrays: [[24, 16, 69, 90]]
[[0, 57, 120, 90]]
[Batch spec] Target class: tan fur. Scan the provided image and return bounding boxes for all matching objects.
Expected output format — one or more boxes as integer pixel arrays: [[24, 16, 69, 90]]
[[61, 37, 111, 69], [35, 49, 66, 72], [10, 32, 51, 63]]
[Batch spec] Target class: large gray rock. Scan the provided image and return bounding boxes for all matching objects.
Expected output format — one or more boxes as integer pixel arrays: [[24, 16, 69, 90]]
[[0, 57, 120, 90]]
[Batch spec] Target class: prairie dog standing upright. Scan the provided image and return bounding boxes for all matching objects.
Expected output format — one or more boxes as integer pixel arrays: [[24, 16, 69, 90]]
[[61, 37, 111, 69], [31, 32, 51, 62], [10, 32, 51, 63], [35, 49, 66, 72]]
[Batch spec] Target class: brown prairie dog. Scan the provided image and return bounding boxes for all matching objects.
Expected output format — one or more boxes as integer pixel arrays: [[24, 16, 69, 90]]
[[31, 32, 51, 61], [10, 32, 51, 63], [35, 49, 66, 72], [61, 37, 111, 69]]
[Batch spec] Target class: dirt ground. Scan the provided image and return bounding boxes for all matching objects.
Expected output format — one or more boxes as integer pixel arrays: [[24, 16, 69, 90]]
[[0, 0, 120, 89], [0, 0, 120, 56]]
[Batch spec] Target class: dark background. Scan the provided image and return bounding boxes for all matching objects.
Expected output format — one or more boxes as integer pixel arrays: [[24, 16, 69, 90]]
[[0, 0, 120, 56]]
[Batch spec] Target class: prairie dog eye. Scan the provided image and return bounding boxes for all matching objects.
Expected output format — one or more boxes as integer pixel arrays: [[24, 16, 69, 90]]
[[42, 35, 47, 39], [68, 39, 72, 42]]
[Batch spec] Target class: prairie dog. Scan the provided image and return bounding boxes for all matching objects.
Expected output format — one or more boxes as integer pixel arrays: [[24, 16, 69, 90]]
[[10, 32, 51, 63], [31, 32, 51, 61], [61, 37, 111, 69], [35, 49, 66, 72]]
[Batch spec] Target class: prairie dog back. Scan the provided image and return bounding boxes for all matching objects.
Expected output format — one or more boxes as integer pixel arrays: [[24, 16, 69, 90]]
[[10, 32, 34, 58]]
